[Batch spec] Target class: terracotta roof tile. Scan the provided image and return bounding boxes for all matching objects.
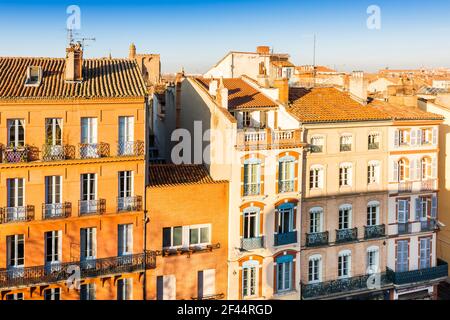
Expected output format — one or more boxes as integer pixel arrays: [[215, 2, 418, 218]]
[[196, 78, 277, 110], [287, 87, 391, 123], [148, 165, 224, 187], [0, 57, 147, 101], [368, 100, 444, 121], [271, 60, 295, 68]]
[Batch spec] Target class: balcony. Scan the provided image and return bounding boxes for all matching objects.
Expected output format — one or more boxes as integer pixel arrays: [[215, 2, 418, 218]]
[[42, 203, 72, 220], [368, 142, 380, 150], [117, 196, 142, 212], [274, 231, 297, 246], [421, 180, 436, 192], [2, 146, 29, 163], [160, 243, 221, 258], [340, 144, 352, 152], [301, 273, 392, 300], [421, 220, 437, 232], [310, 145, 323, 154], [42, 144, 75, 161], [117, 141, 145, 157], [306, 232, 329, 247], [387, 259, 448, 286], [78, 143, 109, 159], [279, 180, 295, 193], [398, 181, 413, 193], [78, 199, 106, 216], [243, 183, 261, 197], [335, 228, 358, 244], [0, 206, 34, 224], [364, 225, 386, 240], [398, 222, 412, 235], [0, 251, 157, 290], [236, 129, 302, 151], [241, 236, 264, 251]]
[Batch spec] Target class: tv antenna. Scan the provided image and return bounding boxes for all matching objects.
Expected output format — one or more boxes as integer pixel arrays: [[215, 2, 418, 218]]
[[66, 28, 96, 49]]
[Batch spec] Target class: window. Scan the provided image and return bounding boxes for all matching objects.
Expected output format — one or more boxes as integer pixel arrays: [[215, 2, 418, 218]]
[[243, 207, 259, 239], [118, 171, 134, 211], [6, 293, 24, 300], [80, 228, 97, 262], [118, 116, 135, 155], [163, 226, 183, 249], [367, 201, 380, 226], [198, 270, 216, 299], [157, 275, 176, 300], [367, 161, 380, 184], [338, 205, 352, 230], [7, 178, 25, 221], [7, 119, 25, 148], [421, 157, 432, 180], [25, 66, 42, 86], [276, 255, 294, 293], [242, 261, 259, 298], [396, 129, 410, 146], [339, 163, 352, 187], [7, 235, 24, 270], [243, 159, 261, 196], [309, 207, 323, 233], [419, 238, 431, 269], [421, 128, 432, 145], [44, 176, 62, 218], [189, 225, 211, 246], [310, 136, 324, 153], [416, 196, 431, 222], [368, 133, 380, 150], [80, 283, 96, 300], [340, 135, 352, 152], [396, 240, 409, 272], [394, 159, 409, 182], [44, 288, 61, 301], [80, 173, 97, 214], [367, 247, 380, 274], [242, 112, 251, 128], [397, 199, 409, 223], [278, 156, 295, 193], [45, 118, 63, 146], [118, 224, 133, 256], [117, 278, 132, 300], [308, 255, 322, 284], [338, 251, 352, 279], [276, 203, 295, 234], [309, 166, 324, 189], [80, 118, 98, 158], [45, 231, 62, 266]]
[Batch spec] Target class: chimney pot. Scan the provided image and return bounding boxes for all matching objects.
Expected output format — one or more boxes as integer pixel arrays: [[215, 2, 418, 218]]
[[129, 43, 137, 60]]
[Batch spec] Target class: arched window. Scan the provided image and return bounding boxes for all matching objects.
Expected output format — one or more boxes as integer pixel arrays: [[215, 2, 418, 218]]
[[338, 250, 352, 279], [421, 157, 432, 180], [395, 158, 409, 182], [308, 254, 322, 284]]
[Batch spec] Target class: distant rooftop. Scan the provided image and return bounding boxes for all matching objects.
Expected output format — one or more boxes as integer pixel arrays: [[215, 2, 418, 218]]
[[148, 164, 225, 187]]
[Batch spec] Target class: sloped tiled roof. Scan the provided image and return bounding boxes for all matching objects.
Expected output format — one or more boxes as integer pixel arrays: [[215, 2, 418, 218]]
[[287, 87, 391, 123], [196, 78, 277, 110], [271, 60, 295, 68], [148, 165, 225, 187], [0, 57, 147, 101], [368, 100, 444, 121]]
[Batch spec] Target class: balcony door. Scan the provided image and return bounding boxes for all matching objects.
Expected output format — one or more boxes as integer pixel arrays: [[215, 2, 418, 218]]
[[45, 118, 62, 146], [118, 116, 134, 155], [81, 227, 97, 268], [7, 235, 24, 277], [279, 157, 295, 193], [243, 160, 261, 196], [243, 208, 259, 239], [118, 224, 133, 257], [277, 203, 294, 234], [118, 171, 133, 211], [80, 173, 97, 214], [45, 231, 62, 271], [7, 178, 25, 221], [81, 118, 98, 158], [242, 261, 259, 298], [419, 238, 431, 269], [7, 119, 25, 148], [198, 269, 216, 299], [396, 240, 409, 272], [45, 176, 62, 218]]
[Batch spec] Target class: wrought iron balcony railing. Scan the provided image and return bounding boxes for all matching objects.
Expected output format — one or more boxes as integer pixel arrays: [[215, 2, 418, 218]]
[[2, 146, 29, 163], [306, 231, 329, 247], [241, 236, 264, 251], [78, 143, 110, 159], [243, 184, 261, 197], [386, 259, 448, 286], [42, 144, 75, 161], [421, 220, 437, 232], [340, 144, 352, 152], [398, 181, 413, 193], [421, 179, 436, 192], [364, 224, 386, 239], [279, 181, 295, 193], [0, 206, 34, 224], [398, 222, 412, 235], [78, 199, 106, 216], [42, 203, 72, 220], [0, 251, 157, 290], [368, 142, 380, 150], [310, 145, 323, 153], [117, 141, 145, 157], [160, 243, 221, 258], [117, 196, 142, 212], [274, 231, 297, 246], [301, 272, 392, 299], [335, 228, 358, 244]]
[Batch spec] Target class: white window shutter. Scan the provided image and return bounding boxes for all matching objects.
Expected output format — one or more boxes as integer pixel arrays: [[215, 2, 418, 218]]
[[394, 130, 400, 148], [182, 226, 190, 248], [375, 164, 380, 183], [432, 157, 437, 178], [318, 169, 324, 188], [127, 225, 133, 254], [164, 275, 176, 300], [201, 269, 216, 297], [411, 130, 417, 146], [410, 159, 415, 180], [393, 161, 399, 182], [348, 167, 353, 186], [432, 127, 438, 145]]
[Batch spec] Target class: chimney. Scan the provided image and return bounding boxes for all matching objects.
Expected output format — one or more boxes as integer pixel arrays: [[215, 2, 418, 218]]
[[216, 77, 229, 109], [273, 78, 289, 105], [257, 46, 270, 55], [129, 43, 137, 60], [349, 71, 368, 104], [65, 43, 83, 82], [209, 79, 218, 96]]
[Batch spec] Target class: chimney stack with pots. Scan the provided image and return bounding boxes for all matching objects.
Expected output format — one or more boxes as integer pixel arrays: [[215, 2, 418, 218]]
[[129, 43, 137, 60], [273, 78, 289, 105], [65, 43, 83, 83]]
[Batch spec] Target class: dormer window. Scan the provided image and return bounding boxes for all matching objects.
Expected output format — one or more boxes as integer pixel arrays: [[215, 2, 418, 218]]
[[25, 66, 42, 87]]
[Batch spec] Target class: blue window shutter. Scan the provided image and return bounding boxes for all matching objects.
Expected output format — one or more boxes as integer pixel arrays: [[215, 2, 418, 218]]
[[415, 198, 421, 221], [431, 196, 437, 219]]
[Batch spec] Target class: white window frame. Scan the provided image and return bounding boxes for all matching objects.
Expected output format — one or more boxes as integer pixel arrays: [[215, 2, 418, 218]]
[[7, 119, 25, 147], [117, 278, 133, 300], [339, 163, 353, 187], [310, 165, 324, 189], [367, 201, 380, 226], [189, 224, 212, 247], [308, 254, 322, 284], [367, 246, 380, 274], [243, 207, 260, 239], [367, 160, 380, 185], [309, 207, 323, 233], [338, 250, 352, 279], [118, 224, 133, 256], [338, 204, 352, 230], [242, 260, 259, 299], [45, 230, 62, 266], [7, 234, 25, 269]]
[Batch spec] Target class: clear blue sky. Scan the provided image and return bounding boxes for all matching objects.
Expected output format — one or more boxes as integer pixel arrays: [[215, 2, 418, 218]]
[[0, 0, 449, 73]]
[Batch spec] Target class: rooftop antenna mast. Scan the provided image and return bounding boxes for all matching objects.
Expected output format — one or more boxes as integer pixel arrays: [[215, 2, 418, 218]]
[[313, 34, 317, 87]]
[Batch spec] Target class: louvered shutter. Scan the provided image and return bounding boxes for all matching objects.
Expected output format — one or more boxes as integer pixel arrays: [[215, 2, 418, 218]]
[[431, 196, 437, 219]]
